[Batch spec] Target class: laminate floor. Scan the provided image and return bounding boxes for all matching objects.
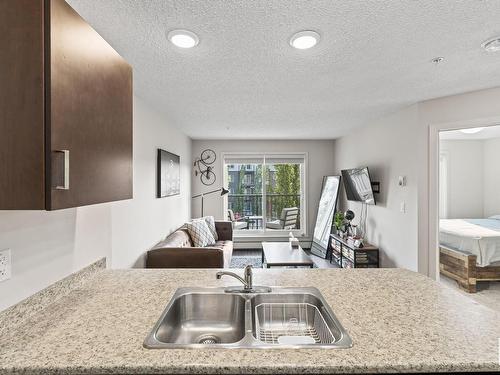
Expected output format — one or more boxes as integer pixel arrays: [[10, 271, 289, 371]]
[[440, 273, 500, 313]]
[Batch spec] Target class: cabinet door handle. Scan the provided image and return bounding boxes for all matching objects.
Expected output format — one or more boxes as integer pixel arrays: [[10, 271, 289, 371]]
[[54, 150, 70, 190]]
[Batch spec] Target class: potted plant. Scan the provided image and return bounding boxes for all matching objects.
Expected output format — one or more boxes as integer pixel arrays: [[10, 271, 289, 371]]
[[334, 211, 345, 235]]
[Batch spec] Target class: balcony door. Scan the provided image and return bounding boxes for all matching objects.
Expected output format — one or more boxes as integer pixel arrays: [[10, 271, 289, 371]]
[[223, 153, 306, 237]]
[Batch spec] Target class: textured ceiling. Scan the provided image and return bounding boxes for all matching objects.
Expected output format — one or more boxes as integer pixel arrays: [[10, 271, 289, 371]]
[[67, 0, 500, 139]]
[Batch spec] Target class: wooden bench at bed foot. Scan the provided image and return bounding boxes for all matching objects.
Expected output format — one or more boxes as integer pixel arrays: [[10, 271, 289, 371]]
[[440, 246, 477, 293], [440, 246, 500, 293]]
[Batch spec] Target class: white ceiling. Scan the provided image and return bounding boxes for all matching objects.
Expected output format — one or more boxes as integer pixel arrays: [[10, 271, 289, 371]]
[[67, 0, 500, 140], [440, 124, 500, 140]]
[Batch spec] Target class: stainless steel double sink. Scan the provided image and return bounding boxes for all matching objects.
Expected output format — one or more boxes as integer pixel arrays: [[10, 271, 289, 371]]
[[144, 287, 352, 349]]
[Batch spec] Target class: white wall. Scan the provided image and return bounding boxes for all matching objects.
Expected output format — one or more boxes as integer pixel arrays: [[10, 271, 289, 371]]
[[109, 96, 191, 268], [439, 140, 484, 219], [418, 87, 500, 277], [191, 140, 335, 243], [333, 105, 419, 270], [332, 87, 500, 275], [0, 96, 191, 311], [483, 137, 500, 218]]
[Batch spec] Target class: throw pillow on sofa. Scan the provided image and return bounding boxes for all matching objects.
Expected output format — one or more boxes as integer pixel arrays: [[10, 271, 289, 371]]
[[202, 216, 218, 241], [186, 219, 216, 247]]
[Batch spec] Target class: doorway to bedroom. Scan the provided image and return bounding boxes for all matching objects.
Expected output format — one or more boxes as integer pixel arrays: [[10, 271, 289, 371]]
[[438, 125, 500, 311]]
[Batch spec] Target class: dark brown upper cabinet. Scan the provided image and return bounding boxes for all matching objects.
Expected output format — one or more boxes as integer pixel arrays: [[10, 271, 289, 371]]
[[0, 0, 133, 210]]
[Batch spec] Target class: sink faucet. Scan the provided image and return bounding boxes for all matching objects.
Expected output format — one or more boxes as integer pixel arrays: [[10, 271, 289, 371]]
[[216, 265, 270, 293], [216, 265, 253, 290]]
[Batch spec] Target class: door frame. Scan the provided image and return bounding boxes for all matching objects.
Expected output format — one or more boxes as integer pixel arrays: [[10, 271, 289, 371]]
[[428, 116, 500, 280], [438, 151, 449, 220]]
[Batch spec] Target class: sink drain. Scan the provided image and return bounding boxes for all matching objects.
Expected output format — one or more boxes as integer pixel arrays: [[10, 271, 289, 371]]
[[197, 334, 220, 344]]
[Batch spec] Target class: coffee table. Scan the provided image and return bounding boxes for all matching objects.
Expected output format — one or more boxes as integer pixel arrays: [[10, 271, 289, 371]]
[[261, 242, 314, 268]]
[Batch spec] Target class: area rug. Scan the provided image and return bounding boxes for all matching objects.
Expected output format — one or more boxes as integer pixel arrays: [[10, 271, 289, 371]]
[[230, 254, 262, 268]]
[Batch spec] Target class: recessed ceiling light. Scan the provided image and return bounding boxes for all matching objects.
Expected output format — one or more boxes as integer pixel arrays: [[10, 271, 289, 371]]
[[167, 29, 199, 48], [482, 37, 500, 52], [290, 30, 320, 50], [460, 127, 485, 134]]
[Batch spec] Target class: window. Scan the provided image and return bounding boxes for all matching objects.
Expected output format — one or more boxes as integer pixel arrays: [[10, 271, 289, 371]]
[[223, 153, 306, 236]]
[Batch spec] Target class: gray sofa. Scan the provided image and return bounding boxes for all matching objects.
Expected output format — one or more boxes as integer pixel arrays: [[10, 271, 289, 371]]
[[146, 221, 233, 268]]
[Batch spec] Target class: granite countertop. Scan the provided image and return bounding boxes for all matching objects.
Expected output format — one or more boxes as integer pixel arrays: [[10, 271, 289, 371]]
[[1, 266, 500, 374]]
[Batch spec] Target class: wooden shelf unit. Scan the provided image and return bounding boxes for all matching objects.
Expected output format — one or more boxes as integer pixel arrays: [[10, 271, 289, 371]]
[[328, 233, 379, 268]]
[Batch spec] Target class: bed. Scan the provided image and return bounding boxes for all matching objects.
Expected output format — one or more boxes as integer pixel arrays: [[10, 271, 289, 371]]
[[439, 215, 500, 293]]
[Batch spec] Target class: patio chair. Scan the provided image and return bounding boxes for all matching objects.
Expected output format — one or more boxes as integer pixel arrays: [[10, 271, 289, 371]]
[[228, 209, 249, 230], [266, 207, 299, 230]]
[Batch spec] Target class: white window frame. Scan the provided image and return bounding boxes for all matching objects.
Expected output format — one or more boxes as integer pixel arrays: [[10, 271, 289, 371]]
[[222, 152, 308, 238]]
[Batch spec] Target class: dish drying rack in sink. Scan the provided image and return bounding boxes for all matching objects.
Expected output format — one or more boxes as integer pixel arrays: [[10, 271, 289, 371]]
[[254, 302, 335, 345]]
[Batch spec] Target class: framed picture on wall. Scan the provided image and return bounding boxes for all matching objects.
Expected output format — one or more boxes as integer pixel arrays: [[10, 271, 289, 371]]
[[157, 149, 180, 198]]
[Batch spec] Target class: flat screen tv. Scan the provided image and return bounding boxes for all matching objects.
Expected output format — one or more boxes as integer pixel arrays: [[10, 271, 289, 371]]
[[341, 167, 376, 205]]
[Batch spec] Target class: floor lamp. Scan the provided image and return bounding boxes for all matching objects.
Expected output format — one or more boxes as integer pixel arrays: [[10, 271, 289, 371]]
[[192, 187, 229, 217]]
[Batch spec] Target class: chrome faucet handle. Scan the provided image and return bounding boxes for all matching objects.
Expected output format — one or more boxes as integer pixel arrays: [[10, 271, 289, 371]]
[[243, 265, 253, 290], [216, 264, 270, 294]]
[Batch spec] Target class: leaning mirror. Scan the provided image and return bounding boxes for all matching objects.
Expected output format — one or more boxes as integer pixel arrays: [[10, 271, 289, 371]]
[[311, 176, 341, 258]]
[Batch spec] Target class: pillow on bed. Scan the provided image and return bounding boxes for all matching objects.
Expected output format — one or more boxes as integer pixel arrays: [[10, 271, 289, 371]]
[[489, 215, 500, 220]]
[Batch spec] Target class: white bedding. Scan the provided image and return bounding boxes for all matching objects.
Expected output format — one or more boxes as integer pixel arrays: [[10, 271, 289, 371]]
[[439, 217, 500, 267]]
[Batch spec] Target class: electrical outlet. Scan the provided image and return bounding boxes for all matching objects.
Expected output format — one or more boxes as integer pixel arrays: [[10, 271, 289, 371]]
[[0, 249, 12, 282]]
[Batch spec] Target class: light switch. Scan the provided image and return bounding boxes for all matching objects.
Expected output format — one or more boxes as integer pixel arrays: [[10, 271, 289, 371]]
[[398, 176, 407, 187], [400, 202, 406, 213]]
